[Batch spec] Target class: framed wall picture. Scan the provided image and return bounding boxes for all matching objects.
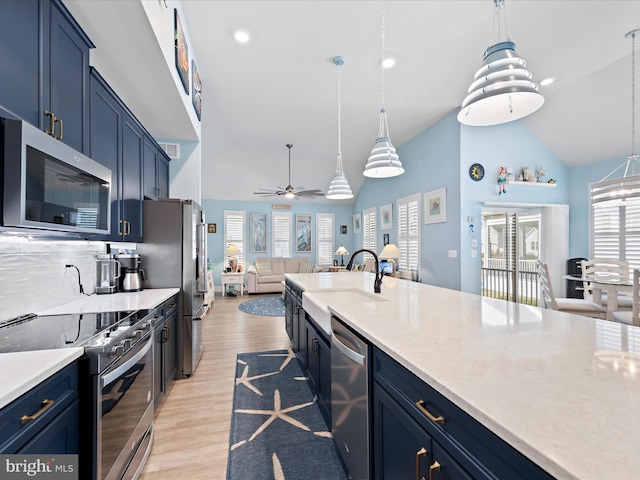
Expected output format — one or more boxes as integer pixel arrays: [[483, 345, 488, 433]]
[[424, 188, 447, 224], [249, 212, 267, 252], [352, 213, 362, 234], [383, 233, 389, 245], [207, 223, 217, 234], [380, 203, 393, 230], [340, 225, 347, 234], [295, 214, 312, 252], [174, 9, 189, 94], [191, 59, 202, 120]]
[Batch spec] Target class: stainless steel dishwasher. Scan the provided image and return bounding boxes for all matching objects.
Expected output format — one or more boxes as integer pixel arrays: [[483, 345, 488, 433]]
[[331, 316, 370, 480]]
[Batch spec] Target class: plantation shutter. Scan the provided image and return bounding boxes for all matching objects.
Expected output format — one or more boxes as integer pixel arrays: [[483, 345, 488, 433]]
[[316, 213, 334, 267], [224, 210, 245, 269], [272, 212, 292, 258], [363, 207, 376, 261], [397, 193, 420, 273]]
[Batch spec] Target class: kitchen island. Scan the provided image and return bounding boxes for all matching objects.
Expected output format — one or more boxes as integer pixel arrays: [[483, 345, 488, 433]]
[[288, 271, 640, 480]]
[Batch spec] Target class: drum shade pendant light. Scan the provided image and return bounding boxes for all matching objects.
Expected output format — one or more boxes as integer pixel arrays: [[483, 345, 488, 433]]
[[458, 0, 544, 126], [363, 0, 404, 178], [326, 56, 354, 200], [592, 29, 640, 206]]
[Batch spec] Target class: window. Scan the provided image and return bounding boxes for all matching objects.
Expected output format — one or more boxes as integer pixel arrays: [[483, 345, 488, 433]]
[[363, 207, 376, 261], [591, 192, 640, 275], [397, 193, 420, 273], [272, 212, 292, 258], [316, 213, 334, 266], [224, 210, 245, 269]]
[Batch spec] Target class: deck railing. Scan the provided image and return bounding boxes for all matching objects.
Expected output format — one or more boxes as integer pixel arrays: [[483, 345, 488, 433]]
[[481, 262, 539, 305]]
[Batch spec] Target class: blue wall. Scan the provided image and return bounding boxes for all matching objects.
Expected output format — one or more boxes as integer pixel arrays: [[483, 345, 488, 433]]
[[201, 199, 353, 285]]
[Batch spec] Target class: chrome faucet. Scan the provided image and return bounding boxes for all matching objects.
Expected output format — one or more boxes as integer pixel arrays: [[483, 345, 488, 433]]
[[345, 248, 383, 293]]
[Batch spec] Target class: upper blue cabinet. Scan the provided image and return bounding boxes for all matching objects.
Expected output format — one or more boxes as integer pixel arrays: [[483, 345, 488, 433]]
[[0, 0, 93, 154]]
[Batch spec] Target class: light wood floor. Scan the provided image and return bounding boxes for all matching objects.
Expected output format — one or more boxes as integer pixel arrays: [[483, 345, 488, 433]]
[[139, 292, 290, 479]]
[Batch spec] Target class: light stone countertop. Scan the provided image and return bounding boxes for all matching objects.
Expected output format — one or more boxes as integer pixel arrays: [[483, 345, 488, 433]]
[[0, 288, 180, 410], [288, 271, 640, 480]]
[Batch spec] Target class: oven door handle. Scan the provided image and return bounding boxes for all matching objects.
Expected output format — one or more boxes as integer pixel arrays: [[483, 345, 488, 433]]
[[101, 336, 153, 388]]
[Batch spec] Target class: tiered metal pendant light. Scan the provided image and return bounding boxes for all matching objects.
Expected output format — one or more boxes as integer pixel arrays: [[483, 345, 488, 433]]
[[363, 0, 404, 178], [457, 0, 544, 126], [326, 56, 354, 200], [591, 29, 640, 206]]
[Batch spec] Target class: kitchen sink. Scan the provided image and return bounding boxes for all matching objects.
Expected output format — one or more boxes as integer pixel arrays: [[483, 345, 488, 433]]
[[302, 288, 388, 335]]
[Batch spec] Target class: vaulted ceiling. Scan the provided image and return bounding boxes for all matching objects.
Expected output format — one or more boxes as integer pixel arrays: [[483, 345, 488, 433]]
[[66, 1, 640, 203]]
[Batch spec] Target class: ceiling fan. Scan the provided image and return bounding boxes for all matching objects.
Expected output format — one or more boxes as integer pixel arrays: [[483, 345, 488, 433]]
[[253, 144, 324, 198]]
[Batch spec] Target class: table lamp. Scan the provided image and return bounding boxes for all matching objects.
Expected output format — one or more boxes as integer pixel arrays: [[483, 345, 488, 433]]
[[226, 244, 241, 272], [380, 244, 400, 270], [335, 246, 349, 266]]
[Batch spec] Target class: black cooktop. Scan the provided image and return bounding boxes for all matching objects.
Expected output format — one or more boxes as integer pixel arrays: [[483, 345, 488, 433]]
[[0, 310, 150, 354]]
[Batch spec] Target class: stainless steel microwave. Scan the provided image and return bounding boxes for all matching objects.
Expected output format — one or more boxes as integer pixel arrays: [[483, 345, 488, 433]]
[[1, 118, 111, 234]]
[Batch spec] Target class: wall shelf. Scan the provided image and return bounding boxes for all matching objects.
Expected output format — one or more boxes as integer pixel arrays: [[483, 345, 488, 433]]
[[508, 181, 557, 188]]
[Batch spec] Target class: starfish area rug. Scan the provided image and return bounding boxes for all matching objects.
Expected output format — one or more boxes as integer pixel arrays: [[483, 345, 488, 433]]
[[226, 348, 348, 480]]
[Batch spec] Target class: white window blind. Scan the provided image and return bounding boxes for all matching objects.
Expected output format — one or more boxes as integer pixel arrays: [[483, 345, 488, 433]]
[[224, 210, 245, 269], [363, 207, 376, 261], [590, 194, 640, 275], [316, 213, 334, 266], [272, 212, 292, 258], [397, 193, 420, 273]]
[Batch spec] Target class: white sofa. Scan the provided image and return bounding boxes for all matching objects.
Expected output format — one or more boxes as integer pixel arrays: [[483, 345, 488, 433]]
[[246, 257, 322, 294]]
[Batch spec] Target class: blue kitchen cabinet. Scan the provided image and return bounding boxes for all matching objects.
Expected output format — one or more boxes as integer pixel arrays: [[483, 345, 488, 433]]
[[373, 347, 555, 480], [143, 139, 171, 200], [0, 362, 79, 454], [153, 295, 179, 409], [0, 0, 93, 154], [305, 316, 331, 422], [89, 68, 143, 242]]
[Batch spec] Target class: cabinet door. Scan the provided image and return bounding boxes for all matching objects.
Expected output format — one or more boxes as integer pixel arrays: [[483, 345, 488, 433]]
[[306, 322, 317, 382], [291, 304, 300, 352], [143, 138, 159, 199], [19, 400, 79, 454], [315, 332, 332, 420], [164, 309, 178, 384], [89, 75, 122, 241], [284, 290, 293, 342], [0, 0, 41, 127], [122, 117, 143, 241], [157, 155, 170, 198], [49, 1, 90, 153], [153, 319, 164, 408], [373, 382, 432, 480]]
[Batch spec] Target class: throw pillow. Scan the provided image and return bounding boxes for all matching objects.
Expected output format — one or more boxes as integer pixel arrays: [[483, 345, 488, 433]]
[[299, 262, 315, 273], [255, 261, 273, 276]]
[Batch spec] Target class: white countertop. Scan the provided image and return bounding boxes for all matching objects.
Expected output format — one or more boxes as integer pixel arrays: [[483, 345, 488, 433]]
[[0, 288, 180, 410], [0, 349, 84, 409], [288, 272, 640, 480]]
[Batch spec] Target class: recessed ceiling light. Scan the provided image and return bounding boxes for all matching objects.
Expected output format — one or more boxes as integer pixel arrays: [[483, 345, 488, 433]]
[[381, 56, 396, 69], [233, 29, 251, 44], [539, 77, 555, 86]]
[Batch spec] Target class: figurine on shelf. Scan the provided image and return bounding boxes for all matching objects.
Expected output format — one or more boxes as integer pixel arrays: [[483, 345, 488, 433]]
[[521, 166, 535, 182], [498, 166, 508, 195], [536, 167, 546, 183], [506, 167, 515, 183]]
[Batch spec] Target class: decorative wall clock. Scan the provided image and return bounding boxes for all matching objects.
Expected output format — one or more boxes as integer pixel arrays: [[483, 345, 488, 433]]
[[469, 163, 485, 181]]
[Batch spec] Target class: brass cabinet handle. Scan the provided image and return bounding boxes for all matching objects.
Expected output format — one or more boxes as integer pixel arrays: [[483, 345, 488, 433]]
[[119, 219, 125, 236], [21, 399, 54, 425], [54, 117, 63, 140], [415, 447, 427, 480], [429, 461, 441, 480], [44, 111, 55, 135], [415, 399, 445, 425]]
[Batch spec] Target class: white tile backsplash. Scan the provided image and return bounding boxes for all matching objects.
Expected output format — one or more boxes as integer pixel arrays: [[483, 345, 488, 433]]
[[0, 237, 106, 321]]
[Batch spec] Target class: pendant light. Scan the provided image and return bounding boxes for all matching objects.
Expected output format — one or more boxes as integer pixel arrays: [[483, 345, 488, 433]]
[[326, 56, 354, 200], [363, 0, 404, 178], [458, 0, 544, 126], [591, 29, 640, 206]]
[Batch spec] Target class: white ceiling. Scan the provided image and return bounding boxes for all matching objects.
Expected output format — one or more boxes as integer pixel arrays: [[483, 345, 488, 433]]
[[65, 0, 640, 203]]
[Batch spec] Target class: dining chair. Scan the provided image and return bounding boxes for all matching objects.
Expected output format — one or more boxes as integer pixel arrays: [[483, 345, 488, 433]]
[[581, 258, 632, 309], [536, 260, 607, 319], [612, 269, 640, 327]]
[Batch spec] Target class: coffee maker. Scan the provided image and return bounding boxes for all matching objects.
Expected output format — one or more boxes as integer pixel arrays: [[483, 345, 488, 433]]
[[95, 254, 121, 294], [115, 253, 145, 292]]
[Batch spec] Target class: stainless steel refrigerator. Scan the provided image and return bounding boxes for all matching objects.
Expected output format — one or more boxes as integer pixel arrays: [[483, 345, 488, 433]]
[[138, 198, 208, 378]]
